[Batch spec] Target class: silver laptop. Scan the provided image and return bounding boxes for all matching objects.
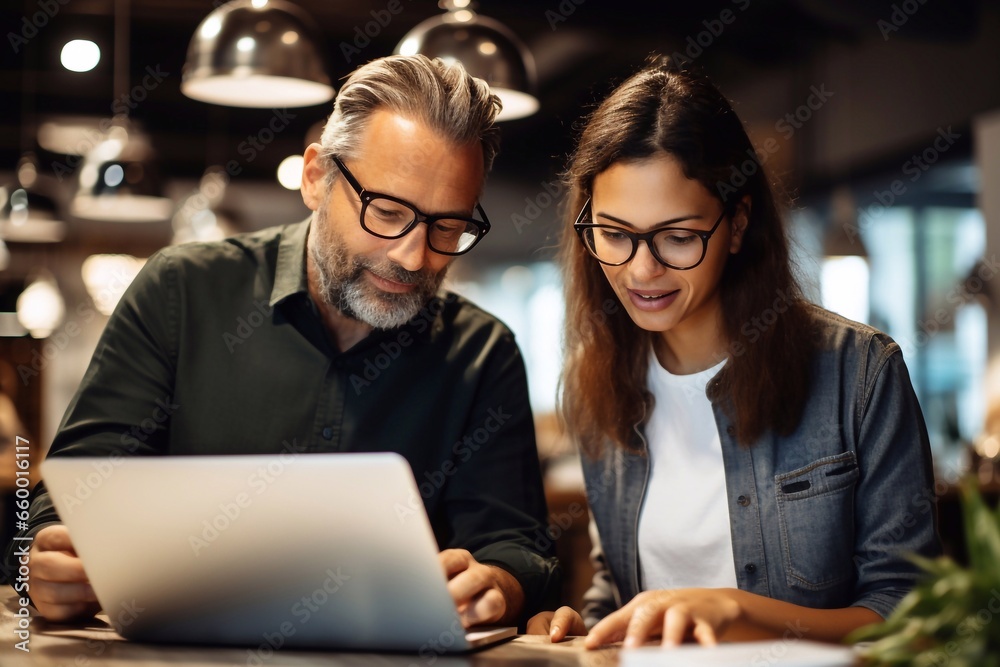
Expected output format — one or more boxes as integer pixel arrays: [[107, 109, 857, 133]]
[[42, 452, 516, 651]]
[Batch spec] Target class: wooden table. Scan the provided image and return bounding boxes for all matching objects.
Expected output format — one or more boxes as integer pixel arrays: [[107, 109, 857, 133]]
[[0, 588, 619, 667]]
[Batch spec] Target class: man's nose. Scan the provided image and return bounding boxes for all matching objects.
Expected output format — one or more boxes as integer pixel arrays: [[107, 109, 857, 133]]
[[386, 223, 430, 273]]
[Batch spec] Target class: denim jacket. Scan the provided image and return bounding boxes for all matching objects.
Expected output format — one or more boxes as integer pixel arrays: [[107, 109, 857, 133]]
[[580, 305, 941, 625]]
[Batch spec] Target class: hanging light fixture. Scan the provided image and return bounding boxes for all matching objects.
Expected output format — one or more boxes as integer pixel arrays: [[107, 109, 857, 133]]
[[182, 0, 334, 108], [70, 120, 173, 223], [821, 186, 870, 323], [0, 156, 68, 244], [396, 1, 539, 121], [70, 0, 173, 224], [171, 167, 236, 244], [16, 272, 66, 339], [81, 254, 146, 316]]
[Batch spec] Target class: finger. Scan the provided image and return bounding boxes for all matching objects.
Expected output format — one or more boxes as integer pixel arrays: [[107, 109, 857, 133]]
[[446, 566, 490, 609], [623, 602, 663, 648], [551, 606, 584, 641], [661, 604, 693, 647], [525, 612, 553, 636], [438, 549, 472, 578], [29, 551, 90, 583], [692, 619, 719, 647], [458, 588, 505, 627], [584, 608, 630, 649], [35, 525, 75, 553], [30, 580, 98, 606], [33, 599, 100, 623], [34, 602, 91, 623]]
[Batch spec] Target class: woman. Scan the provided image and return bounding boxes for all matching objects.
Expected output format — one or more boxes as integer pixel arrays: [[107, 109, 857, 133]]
[[529, 58, 940, 648]]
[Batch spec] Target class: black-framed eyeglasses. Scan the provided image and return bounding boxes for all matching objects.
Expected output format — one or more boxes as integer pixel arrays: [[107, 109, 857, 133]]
[[573, 198, 727, 270], [330, 155, 490, 256]]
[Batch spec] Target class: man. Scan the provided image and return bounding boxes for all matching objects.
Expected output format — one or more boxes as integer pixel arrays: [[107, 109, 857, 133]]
[[6, 55, 557, 627]]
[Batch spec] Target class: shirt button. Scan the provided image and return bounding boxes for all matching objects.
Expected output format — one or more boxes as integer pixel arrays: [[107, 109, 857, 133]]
[[321, 427, 334, 440], [744, 563, 756, 574], [737, 495, 750, 507]]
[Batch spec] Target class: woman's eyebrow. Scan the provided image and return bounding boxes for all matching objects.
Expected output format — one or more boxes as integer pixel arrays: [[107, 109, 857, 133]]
[[595, 211, 704, 229]]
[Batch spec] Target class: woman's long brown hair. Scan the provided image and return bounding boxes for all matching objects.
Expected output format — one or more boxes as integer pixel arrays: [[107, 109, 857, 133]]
[[560, 57, 816, 455]]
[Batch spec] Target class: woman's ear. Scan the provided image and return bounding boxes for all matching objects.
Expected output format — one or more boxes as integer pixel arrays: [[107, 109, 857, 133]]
[[729, 195, 751, 254]]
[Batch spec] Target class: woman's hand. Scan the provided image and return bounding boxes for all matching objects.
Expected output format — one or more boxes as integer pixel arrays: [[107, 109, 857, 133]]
[[527, 606, 588, 641], [585, 588, 743, 649]]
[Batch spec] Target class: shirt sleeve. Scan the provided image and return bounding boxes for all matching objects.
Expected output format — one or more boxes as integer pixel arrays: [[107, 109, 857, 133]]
[[3, 250, 179, 583], [582, 518, 619, 628], [436, 328, 560, 622], [851, 340, 942, 618]]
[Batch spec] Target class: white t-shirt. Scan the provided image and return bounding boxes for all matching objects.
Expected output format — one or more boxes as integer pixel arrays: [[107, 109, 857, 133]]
[[637, 351, 738, 591]]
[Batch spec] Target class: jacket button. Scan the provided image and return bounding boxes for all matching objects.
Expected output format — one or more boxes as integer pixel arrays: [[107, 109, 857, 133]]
[[744, 563, 756, 574], [737, 495, 750, 507], [726, 425, 735, 436], [322, 426, 334, 440]]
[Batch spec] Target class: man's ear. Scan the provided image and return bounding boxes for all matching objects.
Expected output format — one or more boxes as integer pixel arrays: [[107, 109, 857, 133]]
[[300, 143, 328, 212], [729, 195, 751, 254]]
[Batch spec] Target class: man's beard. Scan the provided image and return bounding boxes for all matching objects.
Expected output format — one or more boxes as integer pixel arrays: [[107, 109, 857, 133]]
[[307, 206, 448, 330]]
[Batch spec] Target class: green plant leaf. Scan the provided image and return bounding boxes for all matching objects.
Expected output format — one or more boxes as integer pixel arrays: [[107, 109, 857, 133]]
[[850, 479, 1000, 665], [961, 478, 1000, 572], [908, 553, 958, 577]]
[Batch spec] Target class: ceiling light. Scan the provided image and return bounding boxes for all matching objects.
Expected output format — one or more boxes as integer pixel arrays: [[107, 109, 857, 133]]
[[276, 155, 304, 190], [37, 116, 110, 156], [70, 125, 174, 223], [60, 39, 101, 72], [395, 4, 539, 121], [60, 2, 173, 224], [820, 187, 870, 323], [81, 254, 146, 316], [1, 187, 67, 243], [17, 274, 65, 338], [0, 156, 68, 243], [172, 167, 233, 244], [182, 0, 334, 108]]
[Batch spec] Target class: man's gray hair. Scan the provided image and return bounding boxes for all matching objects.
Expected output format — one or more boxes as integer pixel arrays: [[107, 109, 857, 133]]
[[318, 54, 502, 179]]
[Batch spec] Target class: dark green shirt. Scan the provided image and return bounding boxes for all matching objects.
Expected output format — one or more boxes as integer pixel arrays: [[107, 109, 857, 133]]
[[7, 219, 557, 616]]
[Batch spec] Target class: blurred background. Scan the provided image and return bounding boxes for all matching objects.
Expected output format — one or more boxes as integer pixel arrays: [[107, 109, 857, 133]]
[[2, 0, 1000, 605]]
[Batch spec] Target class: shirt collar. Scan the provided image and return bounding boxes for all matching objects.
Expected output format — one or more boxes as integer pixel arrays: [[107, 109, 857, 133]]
[[269, 217, 312, 308]]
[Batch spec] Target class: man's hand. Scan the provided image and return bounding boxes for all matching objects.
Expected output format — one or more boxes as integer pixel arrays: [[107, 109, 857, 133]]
[[439, 549, 524, 627], [585, 588, 743, 649], [527, 606, 588, 641], [28, 525, 100, 621]]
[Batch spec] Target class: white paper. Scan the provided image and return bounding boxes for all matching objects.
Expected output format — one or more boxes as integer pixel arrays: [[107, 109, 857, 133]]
[[620, 639, 857, 667]]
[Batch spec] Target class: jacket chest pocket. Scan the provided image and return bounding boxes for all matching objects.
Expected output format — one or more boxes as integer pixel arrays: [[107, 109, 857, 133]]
[[775, 451, 859, 590]]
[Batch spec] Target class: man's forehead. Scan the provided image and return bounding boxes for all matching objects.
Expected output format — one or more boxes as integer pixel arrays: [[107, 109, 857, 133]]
[[339, 111, 483, 212], [361, 109, 481, 161]]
